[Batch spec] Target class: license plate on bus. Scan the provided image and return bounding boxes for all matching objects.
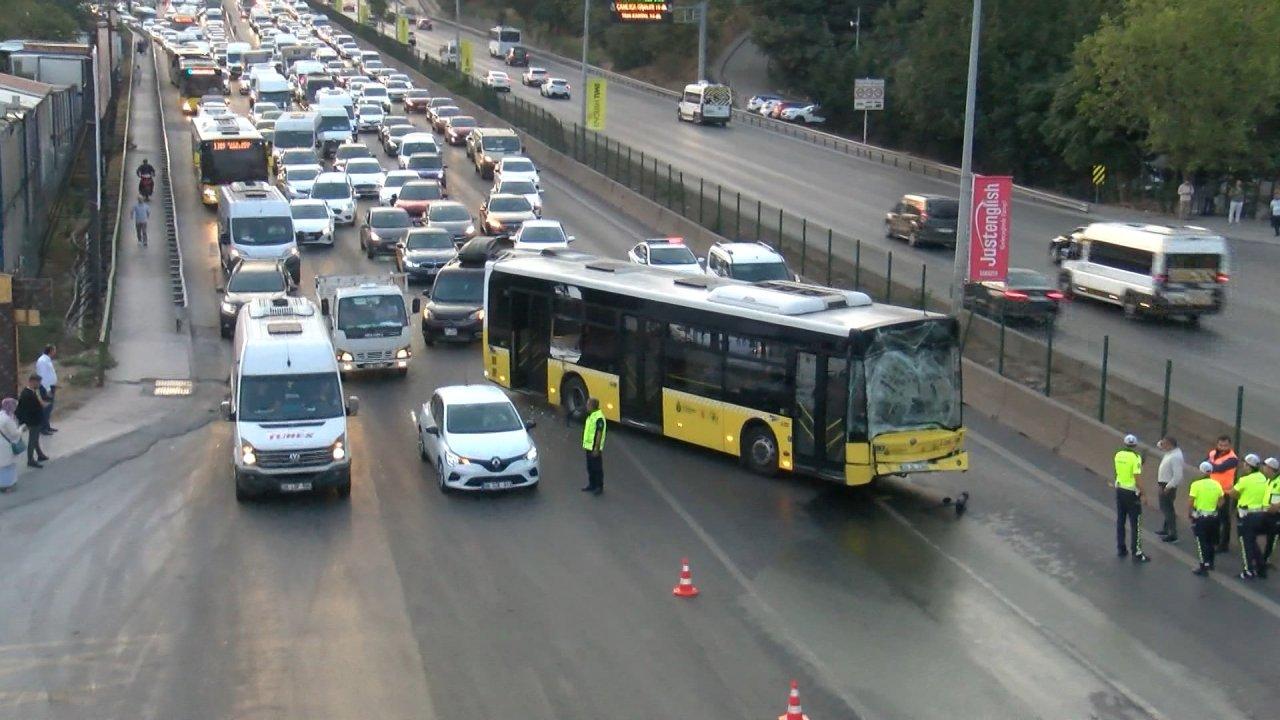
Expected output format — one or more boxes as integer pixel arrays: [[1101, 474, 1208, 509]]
[[280, 482, 313, 492], [899, 461, 930, 472], [483, 480, 513, 490], [444, 328, 458, 336]]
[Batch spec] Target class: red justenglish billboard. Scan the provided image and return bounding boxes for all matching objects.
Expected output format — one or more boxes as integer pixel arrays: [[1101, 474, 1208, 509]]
[[967, 174, 1012, 283]]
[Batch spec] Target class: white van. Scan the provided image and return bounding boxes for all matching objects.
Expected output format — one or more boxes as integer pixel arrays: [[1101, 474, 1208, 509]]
[[224, 297, 357, 502], [225, 41, 251, 78], [250, 71, 293, 109], [316, 104, 355, 149], [271, 110, 321, 161], [677, 81, 732, 126], [1057, 222, 1229, 323], [217, 181, 300, 279]]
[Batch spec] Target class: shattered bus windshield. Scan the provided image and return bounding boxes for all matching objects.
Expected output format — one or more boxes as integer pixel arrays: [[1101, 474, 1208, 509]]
[[862, 319, 961, 437]]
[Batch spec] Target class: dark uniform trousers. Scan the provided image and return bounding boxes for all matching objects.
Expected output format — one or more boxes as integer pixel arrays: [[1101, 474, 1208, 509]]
[[584, 453, 603, 491], [1263, 514, 1279, 566], [1239, 512, 1266, 577], [1115, 488, 1143, 554], [1192, 514, 1219, 568]]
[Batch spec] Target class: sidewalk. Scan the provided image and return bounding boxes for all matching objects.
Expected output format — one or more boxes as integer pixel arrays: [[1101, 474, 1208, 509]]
[[24, 46, 195, 469], [1093, 201, 1279, 245]]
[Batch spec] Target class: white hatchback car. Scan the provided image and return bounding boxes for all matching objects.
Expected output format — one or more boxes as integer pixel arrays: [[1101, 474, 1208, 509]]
[[540, 78, 570, 99], [344, 158, 386, 198], [483, 70, 512, 91], [309, 171, 356, 224], [418, 385, 539, 493], [290, 199, 336, 245], [493, 156, 540, 192], [627, 237, 703, 275]]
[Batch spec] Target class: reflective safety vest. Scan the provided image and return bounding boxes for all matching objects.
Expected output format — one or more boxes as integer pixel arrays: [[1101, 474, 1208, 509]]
[[582, 409, 606, 452], [1114, 449, 1142, 490], [1208, 449, 1238, 492], [1188, 476, 1224, 514], [1267, 475, 1280, 508], [1234, 471, 1268, 510]]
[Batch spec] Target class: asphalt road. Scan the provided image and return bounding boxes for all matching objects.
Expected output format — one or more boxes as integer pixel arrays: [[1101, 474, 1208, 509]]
[[1, 15, 1278, 720], [391, 13, 1280, 441]]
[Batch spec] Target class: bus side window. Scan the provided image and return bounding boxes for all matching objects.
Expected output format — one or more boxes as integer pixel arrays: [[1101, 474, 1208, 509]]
[[847, 360, 868, 441]]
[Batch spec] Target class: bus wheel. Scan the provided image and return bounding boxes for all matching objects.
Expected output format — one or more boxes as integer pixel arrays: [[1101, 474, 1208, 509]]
[[741, 425, 779, 476], [561, 375, 589, 421]]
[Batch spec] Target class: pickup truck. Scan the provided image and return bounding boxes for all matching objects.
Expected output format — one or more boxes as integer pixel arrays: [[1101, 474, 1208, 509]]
[[316, 274, 421, 376]]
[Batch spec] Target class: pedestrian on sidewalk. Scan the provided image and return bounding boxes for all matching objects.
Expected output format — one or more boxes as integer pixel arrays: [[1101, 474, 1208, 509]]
[[1176, 180, 1194, 220], [1206, 435, 1239, 552], [1231, 454, 1268, 579], [35, 345, 58, 435], [1260, 457, 1280, 570], [1155, 436, 1183, 542], [1113, 434, 1150, 562], [1269, 192, 1280, 237], [132, 198, 151, 245], [580, 398, 606, 495], [1188, 461, 1224, 575], [1227, 180, 1245, 224], [16, 375, 48, 469], [0, 398, 22, 493]]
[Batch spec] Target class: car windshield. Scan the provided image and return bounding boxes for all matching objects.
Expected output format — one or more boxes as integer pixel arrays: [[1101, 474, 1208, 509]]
[[311, 181, 350, 199], [362, 86, 388, 97], [429, 205, 470, 222], [407, 89, 429, 98], [346, 159, 382, 174], [336, 145, 370, 160], [287, 166, 321, 181], [483, 136, 521, 152], [489, 196, 531, 213], [650, 245, 696, 264], [503, 159, 535, 173], [273, 129, 314, 149], [730, 261, 790, 282], [384, 174, 414, 189], [337, 294, 406, 336], [370, 210, 410, 228], [280, 149, 314, 164], [388, 124, 413, 137], [231, 216, 293, 246], [291, 203, 329, 219], [498, 180, 536, 195], [227, 267, 284, 292], [406, 231, 454, 249], [445, 401, 523, 434], [448, 117, 476, 128], [400, 183, 441, 201], [518, 226, 565, 244], [239, 372, 343, 422], [926, 200, 959, 219], [436, 106, 460, 117], [408, 154, 442, 169], [1005, 270, 1051, 289], [317, 114, 349, 131], [431, 269, 483, 303], [358, 104, 381, 115]]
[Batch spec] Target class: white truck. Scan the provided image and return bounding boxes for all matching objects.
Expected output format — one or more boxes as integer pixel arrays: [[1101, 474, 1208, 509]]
[[316, 274, 420, 376]]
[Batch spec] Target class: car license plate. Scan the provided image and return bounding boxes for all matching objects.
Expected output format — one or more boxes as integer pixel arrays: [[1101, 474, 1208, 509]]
[[483, 480, 514, 490], [899, 461, 930, 471], [444, 328, 458, 336], [280, 482, 313, 492], [939, 227, 955, 234]]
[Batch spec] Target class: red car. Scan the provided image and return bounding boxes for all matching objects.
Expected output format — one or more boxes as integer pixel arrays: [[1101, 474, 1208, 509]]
[[393, 181, 445, 221], [442, 116, 477, 145], [403, 88, 431, 113]]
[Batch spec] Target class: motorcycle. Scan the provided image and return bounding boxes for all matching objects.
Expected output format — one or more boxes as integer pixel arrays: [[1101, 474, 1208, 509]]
[[138, 174, 155, 201]]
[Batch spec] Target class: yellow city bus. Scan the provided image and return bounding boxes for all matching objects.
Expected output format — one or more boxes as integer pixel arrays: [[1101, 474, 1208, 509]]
[[481, 251, 968, 484], [190, 115, 271, 206], [177, 61, 225, 114]]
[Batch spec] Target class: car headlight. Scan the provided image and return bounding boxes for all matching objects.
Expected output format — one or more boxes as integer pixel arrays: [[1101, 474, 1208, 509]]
[[331, 437, 346, 461], [402, 257, 418, 268], [464, 224, 475, 235], [444, 448, 468, 466], [394, 347, 410, 359], [524, 446, 537, 461], [288, 246, 300, 257], [202, 187, 217, 202], [228, 247, 241, 259], [337, 350, 354, 362], [220, 300, 236, 314], [241, 443, 257, 465], [470, 309, 484, 321]]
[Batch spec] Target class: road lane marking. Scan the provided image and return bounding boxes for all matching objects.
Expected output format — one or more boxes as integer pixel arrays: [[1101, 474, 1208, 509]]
[[614, 440, 879, 720], [968, 430, 1280, 621]]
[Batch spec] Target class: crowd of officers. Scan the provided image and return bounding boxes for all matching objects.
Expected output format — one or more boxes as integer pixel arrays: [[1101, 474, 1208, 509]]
[[1113, 433, 1280, 579]]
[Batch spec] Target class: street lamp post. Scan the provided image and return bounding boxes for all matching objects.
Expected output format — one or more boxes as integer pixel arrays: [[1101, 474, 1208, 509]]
[[950, 0, 982, 313], [454, 0, 461, 68]]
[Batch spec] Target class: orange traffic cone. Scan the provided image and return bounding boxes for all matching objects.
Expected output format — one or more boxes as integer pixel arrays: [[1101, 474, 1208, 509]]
[[672, 557, 699, 597], [778, 680, 809, 720]]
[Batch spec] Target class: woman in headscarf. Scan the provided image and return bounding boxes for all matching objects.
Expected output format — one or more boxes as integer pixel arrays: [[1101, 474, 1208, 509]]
[[0, 397, 22, 492]]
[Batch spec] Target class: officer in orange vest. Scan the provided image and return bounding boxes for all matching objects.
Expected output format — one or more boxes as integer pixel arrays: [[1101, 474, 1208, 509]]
[[1206, 435, 1240, 552]]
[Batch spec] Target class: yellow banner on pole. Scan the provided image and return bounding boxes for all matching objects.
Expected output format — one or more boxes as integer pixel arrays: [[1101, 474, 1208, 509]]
[[586, 77, 607, 131], [396, 16, 409, 43], [459, 40, 473, 75], [357, 0, 369, 24], [332, 0, 341, 11]]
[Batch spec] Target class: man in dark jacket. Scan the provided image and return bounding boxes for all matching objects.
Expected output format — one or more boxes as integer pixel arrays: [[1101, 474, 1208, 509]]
[[16, 374, 48, 468]]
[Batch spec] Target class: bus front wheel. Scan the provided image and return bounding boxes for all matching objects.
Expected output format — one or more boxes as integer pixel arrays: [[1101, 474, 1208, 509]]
[[741, 425, 779, 477], [561, 375, 589, 421]]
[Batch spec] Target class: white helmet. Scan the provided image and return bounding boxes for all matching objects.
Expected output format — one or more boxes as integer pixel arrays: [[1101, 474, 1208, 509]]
[[1244, 453, 1261, 466], [1265, 458, 1279, 471], [1123, 434, 1138, 447], [1199, 461, 1214, 474]]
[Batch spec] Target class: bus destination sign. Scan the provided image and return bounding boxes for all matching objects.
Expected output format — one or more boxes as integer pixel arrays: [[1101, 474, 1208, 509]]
[[212, 140, 254, 151], [610, 1, 672, 23]]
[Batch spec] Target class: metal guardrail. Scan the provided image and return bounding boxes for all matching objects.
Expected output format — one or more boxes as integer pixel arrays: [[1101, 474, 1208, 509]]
[[150, 45, 189, 309], [425, 16, 1091, 215]]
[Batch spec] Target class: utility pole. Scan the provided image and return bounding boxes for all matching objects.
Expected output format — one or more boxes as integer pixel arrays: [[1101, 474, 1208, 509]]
[[852, 7, 861, 54], [950, 0, 982, 313], [674, 2, 708, 81], [454, 0, 461, 66], [579, 0, 590, 126]]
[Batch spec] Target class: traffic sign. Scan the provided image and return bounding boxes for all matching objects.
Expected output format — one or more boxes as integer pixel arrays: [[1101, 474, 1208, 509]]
[[611, 1, 672, 23], [854, 78, 885, 111], [1092, 164, 1106, 186]]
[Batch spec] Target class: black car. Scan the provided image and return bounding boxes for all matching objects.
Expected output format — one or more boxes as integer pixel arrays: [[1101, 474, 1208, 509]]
[[885, 193, 959, 248], [421, 262, 485, 343], [360, 207, 413, 258], [504, 47, 529, 67], [963, 268, 1064, 322], [396, 227, 458, 282]]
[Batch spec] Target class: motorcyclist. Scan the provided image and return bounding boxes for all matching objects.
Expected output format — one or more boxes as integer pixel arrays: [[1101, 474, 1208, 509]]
[[136, 158, 156, 179], [137, 159, 156, 200]]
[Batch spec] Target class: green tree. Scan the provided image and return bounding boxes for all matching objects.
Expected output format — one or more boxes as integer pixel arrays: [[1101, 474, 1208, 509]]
[[1059, 0, 1280, 176], [0, 0, 89, 42]]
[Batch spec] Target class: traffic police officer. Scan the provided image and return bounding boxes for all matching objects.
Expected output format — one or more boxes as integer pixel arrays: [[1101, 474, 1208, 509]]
[[1114, 434, 1149, 562], [1259, 457, 1280, 570], [580, 397, 606, 495], [1187, 461, 1225, 575], [1231, 453, 1269, 579]]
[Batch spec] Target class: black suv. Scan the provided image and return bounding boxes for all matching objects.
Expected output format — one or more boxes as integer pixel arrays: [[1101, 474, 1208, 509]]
[[504, 47, 529, 67], [885, 193, 959, 248]]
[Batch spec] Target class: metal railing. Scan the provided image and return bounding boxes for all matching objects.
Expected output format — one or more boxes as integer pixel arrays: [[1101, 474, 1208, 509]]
[[150, 44, 188, 309], [98, 31, 139, 346]]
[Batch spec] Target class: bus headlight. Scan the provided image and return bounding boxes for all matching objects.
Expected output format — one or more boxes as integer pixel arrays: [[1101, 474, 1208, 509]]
[[241, 443, 257, 465]]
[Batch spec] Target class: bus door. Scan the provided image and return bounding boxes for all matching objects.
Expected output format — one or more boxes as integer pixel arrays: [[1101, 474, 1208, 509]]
[[620, 315, 663, 426], [794, 352, 848, 473], [510, 290, 549, 394]]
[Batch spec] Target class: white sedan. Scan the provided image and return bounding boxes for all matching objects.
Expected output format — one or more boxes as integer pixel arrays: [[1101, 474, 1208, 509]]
[[290, 199, 336, 245], [540, 78, 570, 99], [626, 237, 703, 275], [492, 156, 540, 192], [780, 104, 826, 124], [483, 70, 512, 92], [380, 169, 421, 206], [417, 385, 539, 494], [510, 219, 573, 251], [522, 67, 549, 86], [344, 158, 386, 198]]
